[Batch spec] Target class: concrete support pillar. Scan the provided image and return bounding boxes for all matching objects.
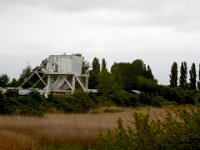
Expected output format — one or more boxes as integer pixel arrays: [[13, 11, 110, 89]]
[[71, 75, 76, 94]]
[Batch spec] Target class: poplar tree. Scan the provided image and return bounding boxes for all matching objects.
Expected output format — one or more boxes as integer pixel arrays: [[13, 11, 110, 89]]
[[101, 58, 107, 72], [179, 61, 187, 89], [146, 65, 154, 80], [169, 62, 178, 87], [198, 64, 200, 90], [89, 57, 100, 89], [189, 63, 197, 90], [92, 57, 100, 73]]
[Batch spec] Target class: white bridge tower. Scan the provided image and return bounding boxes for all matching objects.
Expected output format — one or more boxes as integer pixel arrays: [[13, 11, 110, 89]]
[[19, 54, 89, 96]]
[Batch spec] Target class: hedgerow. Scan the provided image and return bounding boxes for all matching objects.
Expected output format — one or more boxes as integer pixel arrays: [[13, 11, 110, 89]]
[[0, 90, 94, 116]]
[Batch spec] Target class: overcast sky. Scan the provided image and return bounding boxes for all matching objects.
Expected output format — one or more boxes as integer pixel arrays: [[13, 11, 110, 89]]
[[0, 0, 200, 84]]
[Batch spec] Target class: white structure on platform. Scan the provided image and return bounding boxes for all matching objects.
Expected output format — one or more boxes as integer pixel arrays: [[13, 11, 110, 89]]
[[19, 54, 89, 96]]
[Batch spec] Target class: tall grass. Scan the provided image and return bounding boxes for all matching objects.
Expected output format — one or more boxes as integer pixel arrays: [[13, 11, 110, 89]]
[[0, 129, 35, 150], [0, 107, 170, 149]]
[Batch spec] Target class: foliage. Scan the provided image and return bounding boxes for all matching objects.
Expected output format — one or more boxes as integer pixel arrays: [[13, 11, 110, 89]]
[[158, 86, 196, 105], [0, 90, 95, 116], [189, 63, 197, 90], [170, 62, 178, 87], [179, 61, 188, 89], [108, 90, 138, 107], [17, 65, 33, 87], [194, 91, 200, 103], [71, 90, 94, 112], [9, 78, 18, 87], [82, 60, 90, 74], [101, 58, 107, 72], [89, 57, 100, 89], [0, 74, 10, 87], [17, 95, 45, 116], [144, 65, 155, 80], [0, 91, 46, 116], [111, 59, 156, 91], [97, 71, 118, 95], [110, 63, 124, 89], [198, 64, 200, 90], [137, 90, 177, 107], [49, 90, 94, 113], [137, 76, 158, 94], [95, 96, 114, 106], [95, 106, 200, 150]]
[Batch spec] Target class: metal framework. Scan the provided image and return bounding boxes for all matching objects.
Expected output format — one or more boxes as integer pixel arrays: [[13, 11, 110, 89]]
[[18, 54, 89, 96]]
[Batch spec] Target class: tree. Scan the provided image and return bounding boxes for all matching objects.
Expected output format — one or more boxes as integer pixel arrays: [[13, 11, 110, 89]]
[[170, 62, 178, 87], [145, 65, 155, 80], [89, 57, 100, 89], [101, 58, 108, 72], [198, 64, 200, 90], [111, 63, 124, 89], [111, 60, 156, 91], [131, 59, 145, 77], [82, 60, 90, 74], [137, 76, 158, 95], [189, 63, 197, 90], [179, 61, 187, 89], [9, 78, 18, 87], [98, 71, 116, 95], [17, 65, 33, 87], [92, 57, 100, 73], [0, 74, 10, 87]]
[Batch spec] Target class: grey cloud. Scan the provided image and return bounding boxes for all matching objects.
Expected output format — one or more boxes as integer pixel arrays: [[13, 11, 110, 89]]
[[0, 0, 164, 12], [1, 0, 200, 30], [1, 0, 194, 13]]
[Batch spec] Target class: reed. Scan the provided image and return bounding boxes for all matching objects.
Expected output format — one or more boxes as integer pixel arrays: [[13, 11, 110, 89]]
[[0, 107, 169, 149]]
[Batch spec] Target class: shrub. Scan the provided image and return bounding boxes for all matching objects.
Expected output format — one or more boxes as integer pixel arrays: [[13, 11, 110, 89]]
[[150, 96, 165, 107], [0, 97, 17, 114], [150, 96, 177, 107], [51, 90, 94, 113], [184, 90, 195, 105], [163, 87, 185, 104], [194, 91, 200, 103], [138, 92, 151, 105], [95, 106, 200, 150], [71, 90, 94, 112], [0, 91, 46, 116], [17, 91, 46, 116], [95, 96, 114, 107], [109, 90, 138, 107]]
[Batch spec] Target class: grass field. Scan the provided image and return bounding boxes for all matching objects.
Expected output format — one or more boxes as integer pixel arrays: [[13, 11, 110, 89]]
[[0, 106, 172, 150]]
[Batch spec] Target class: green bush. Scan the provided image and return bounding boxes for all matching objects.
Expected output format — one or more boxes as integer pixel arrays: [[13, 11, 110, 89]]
[[138, 92, 151, 105], [71, 90, 94, 112], [150, 96, 165, 107], [0, 91, 46, 116], [95, 106, 200, 150], [159, 87, 196, 105], [150, 96, 177, 107], [0, 97, 18, 114], [17, 91, 46, 116], [50, 90, 94, 113], [0, 90, 95, 115], [109, 90, 138, 107], [194, 92, 200, 103], [96, 96, 114, 106]]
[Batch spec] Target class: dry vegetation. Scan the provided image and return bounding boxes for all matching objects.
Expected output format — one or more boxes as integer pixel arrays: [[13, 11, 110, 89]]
[[0, 106, 171, 150]]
